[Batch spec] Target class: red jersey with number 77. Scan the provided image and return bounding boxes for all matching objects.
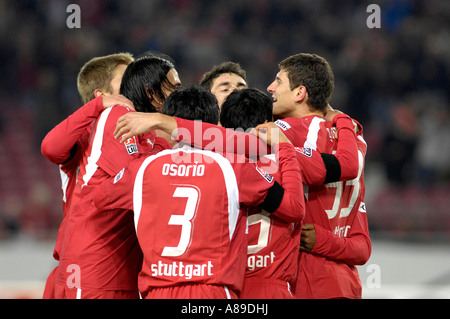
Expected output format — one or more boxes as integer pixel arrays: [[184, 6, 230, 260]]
[[278, 115, 371, 299]]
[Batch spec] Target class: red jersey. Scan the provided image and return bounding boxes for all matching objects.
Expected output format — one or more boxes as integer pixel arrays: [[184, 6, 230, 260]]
[[240, 125, 357, 299], [171, 116, 360, 299], [173, 115, 359, 185], [41, 96, 104, 261], [57, 105, 160, 292], [280, 116, 371, 299], [94, 143, 303, 298], [238, 154, 299, 299]]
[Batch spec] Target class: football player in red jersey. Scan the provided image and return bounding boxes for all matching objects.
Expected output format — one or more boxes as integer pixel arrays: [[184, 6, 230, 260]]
[[199, 61, 248, 109], [219, 88, 301, 298], [113, 85, 361, 299], [95, 85, 304, 299], [218, 88, 363, 299], [113, 55, 370, 298], [53, 55, 179, 299], [41, 52, 135, 299], [267, 53, 371, 299]]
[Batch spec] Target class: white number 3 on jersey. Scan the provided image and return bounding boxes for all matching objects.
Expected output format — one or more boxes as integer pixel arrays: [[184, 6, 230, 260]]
[[161, 186, 199, 257]]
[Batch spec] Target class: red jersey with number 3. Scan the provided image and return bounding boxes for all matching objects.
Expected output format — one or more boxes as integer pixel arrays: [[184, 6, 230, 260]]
[[94, 144, 303, 297]]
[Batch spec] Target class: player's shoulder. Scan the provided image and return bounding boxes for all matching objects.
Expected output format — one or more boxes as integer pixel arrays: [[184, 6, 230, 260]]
[[231, 158, 276, 186], [274, 118, 295, 131], [97, 105, 134, 134], [101, 104, 133, 119], [275, 115, 329, 131], [357, 134, 368, 155]]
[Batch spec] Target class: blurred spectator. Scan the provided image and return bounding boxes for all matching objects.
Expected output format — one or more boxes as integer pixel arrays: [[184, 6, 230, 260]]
[[415, 99, 450, 186], [381, 103, 418, 186], [0, 196, 22, 239], [19, 183, 57, 240]]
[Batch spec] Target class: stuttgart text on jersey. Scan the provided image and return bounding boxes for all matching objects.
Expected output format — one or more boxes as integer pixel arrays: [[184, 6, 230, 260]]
[[247, 252, 275, 271], [151, 260, 213, 280]]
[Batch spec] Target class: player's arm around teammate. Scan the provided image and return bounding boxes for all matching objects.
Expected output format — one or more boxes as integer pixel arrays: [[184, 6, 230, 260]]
[[41, 95, 134, 165]]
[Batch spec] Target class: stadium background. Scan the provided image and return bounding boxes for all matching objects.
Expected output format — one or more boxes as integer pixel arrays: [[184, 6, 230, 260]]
[[0, 0, 449, 298]]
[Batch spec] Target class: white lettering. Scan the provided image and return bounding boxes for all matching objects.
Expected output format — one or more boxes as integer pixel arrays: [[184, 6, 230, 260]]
[[66, 264, 81, 289], [247, 252, 275, 271], [150, 260, 213, 280], [334, 225, 351, 237], [181, 303, 216, 316], [66, 4, 81, 29], [366, 264, 381, 288], [366, 4, 381, 29], [161, 163, 205, 177]]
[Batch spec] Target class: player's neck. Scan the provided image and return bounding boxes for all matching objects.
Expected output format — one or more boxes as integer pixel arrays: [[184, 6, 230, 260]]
[[279, 103, 325, 119], [295, 104, 325, 119], [302, 110, 325, 118]]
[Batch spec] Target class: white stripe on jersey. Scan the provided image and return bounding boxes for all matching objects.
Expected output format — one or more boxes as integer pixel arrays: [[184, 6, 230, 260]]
[[133, 146, 240, 240], [224, 286, 231, 299], [59, 167, 69, 203], [357, 134, 367, 147], [338, 150, 365, 218], [81, 107, 113, 187], [304, 117, 325, 150]]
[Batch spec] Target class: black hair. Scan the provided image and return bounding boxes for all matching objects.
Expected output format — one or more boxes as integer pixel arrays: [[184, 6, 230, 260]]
[[120, 56, 176, 113], [162, 85, 219, 125], [200, 61, 247, 90], [219, 88, 273, 131], [136, 50, 175, 64]]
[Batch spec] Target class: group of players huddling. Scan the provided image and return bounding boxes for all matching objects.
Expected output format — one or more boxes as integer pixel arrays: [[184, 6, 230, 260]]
[[41, 51, 371, 299]]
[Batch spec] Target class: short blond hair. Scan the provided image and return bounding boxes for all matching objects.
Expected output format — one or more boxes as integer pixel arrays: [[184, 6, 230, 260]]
[[77, 52, 134, 104]]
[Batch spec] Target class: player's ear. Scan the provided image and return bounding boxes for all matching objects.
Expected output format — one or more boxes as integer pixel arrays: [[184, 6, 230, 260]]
[[294, 85, 307, 103], [94, 89, 104, 98]]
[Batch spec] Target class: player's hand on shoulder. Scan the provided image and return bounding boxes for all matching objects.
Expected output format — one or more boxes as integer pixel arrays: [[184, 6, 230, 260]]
[[324, 104, 343, 122], [253, 122, 292, 146], [115, 112, 157, 143], [325, 104, 360, 134], [102, 94, 135, 111]]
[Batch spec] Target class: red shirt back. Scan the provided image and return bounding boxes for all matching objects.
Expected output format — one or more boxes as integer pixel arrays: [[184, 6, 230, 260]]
[[94, 144, 302, 297], [57, 105, 156, 291], [242, 156, 301, 297]]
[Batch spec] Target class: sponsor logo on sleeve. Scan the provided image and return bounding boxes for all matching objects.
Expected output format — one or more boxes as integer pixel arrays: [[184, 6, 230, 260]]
[[124, 136, 138, 155], [294, 146, 312, 158], [255, 165, 274, 183], [274, 119, 291, 131], [359, 202, 367, 213]]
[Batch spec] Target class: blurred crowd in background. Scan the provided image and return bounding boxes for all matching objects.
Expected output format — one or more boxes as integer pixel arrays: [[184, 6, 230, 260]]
[[0, 0, 449, 241]]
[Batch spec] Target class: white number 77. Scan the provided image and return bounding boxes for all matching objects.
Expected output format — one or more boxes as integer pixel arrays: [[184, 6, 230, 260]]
[[162, 186, 199, 257], [325, 151, 364, 219]]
